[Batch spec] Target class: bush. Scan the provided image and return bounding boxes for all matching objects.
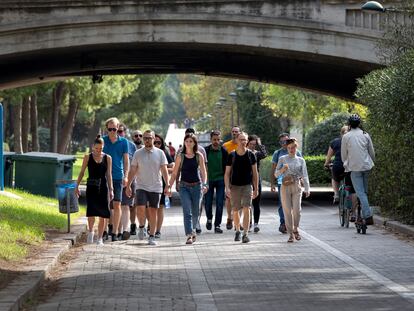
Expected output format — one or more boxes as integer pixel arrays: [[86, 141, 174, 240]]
[[38, 127, 50, 152], [304, 113, 350, 155], [356, 50, 414, 224], [260, 155, 330, 186]]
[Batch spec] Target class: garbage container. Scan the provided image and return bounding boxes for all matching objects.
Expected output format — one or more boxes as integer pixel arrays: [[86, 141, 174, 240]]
[[3, 151, 15, 188], [13, 152, 76, 197], [56, 180, 79, 214]]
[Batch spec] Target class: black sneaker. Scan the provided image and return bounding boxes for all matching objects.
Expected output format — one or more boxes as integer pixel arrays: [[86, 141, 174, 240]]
[[196, 228, 202, 234], [117, 232, 122, 240], [103, 231, 108, 240], [108, 224, 113, 236], [234, 231, 241, 241], [111, 234, 118, 242], [155, 231, 161, 239], [214, 227, 223, 234], [130, 223, 137, 235], [279, 223, 287, 234], [242, 234, 250, 243], [206, 220, 212, 231], [254, 226, 260, 233], [122, 231, 131, 240]]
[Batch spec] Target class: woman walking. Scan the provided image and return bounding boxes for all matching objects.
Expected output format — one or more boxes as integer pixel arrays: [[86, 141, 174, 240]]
[[169, 133, 208, 245], [275, 138, 310, 243], [76, 135, 114, 245], [247, 135, 267, 233]]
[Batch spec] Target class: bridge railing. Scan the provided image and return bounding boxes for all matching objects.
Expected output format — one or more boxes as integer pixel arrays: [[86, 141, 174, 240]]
[[346, 9, 413, 31]]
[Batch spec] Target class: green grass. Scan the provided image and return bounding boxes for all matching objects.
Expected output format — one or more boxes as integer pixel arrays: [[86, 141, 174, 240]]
[[72, 152, 88, 184], [0, 188, 85, 261]]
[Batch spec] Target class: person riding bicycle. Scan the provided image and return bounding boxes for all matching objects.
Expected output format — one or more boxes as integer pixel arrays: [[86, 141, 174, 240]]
[[324, 125, 348, 204], [341, 114, 375, 226]]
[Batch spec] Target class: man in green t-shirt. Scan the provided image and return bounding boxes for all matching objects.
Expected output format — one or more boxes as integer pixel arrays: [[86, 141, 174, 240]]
[[204, 130, 228, 233]]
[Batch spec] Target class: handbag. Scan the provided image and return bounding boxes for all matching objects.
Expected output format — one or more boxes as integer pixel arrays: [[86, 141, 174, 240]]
[[282, 175, 295, 186]]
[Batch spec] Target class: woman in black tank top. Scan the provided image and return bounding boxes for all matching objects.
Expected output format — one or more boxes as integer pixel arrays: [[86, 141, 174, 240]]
[[169, 133, 208, 245], [75, 135, 114, 246]]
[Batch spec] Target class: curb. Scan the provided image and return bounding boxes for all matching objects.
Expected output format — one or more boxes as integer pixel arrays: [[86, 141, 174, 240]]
[[373, 215, 414, 237], [0, 219, 86, 311]]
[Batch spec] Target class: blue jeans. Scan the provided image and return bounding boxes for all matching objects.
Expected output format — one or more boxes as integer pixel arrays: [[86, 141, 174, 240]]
[[277, 184, 285, 224], [205, 179, 225, 228], [350, 171, 372, 219], [179, 183, 202, 235]]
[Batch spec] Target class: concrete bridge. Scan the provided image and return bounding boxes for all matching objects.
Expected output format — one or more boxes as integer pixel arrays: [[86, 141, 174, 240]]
[[0, 0, 402, 98]]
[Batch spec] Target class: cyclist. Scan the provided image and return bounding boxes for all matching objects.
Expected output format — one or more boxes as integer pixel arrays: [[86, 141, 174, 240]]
[[341, 114, 375, 226]]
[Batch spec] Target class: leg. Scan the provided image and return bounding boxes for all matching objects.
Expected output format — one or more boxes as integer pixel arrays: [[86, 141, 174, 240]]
[[204, 181, 214, 227], [156, 206, 164, 233], [252, 181, 262, 225], [137, 205, 146, 227], [97, 217, 106, 239], [112, 201, 122, 235], [350, 171, 372, 219], [281, 184, 293, 235], [242, 206, 251, 235], [191, 185, 202, 236], [87, 216, 95, 232], [214, 180, 225, 229], [130, 206, 137, 225], [277, 184, 285, 225], [179, 186, 193, 236], [233, 208, 241, 232], [225, 197, 233, 229], [147, 207, 158, 236], [292, 184, 302, 234], [231, 186, 242, 232], [120, 205, 130, 233]]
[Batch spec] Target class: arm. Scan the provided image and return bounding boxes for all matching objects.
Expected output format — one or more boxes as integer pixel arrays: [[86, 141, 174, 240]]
[[324, 147, 334, 167], [198, 152, 208, 194], [275, 158, 288, 178], [341, 136, 348, 169], [256, 143, 268, 161], [224, 165, 232, 198], [106, 155, 114, 201], [252, 163, 259, 199], [302, 158, 310, 197], [169, 155, 181, 191], [75, 154, 89, 197], [123, 152, 129, 187], [125, 164, 138, 197], [160, 164, 171, 196], [270, 162, 277, 192]]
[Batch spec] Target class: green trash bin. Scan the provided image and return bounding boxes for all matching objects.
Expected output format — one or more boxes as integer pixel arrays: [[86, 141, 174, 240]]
[[13, 152, 76, 198], [3, 151, 15, 188]]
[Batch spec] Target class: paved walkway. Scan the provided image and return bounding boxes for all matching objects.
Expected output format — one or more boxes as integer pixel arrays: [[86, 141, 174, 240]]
[[32, 201, 414, 311]]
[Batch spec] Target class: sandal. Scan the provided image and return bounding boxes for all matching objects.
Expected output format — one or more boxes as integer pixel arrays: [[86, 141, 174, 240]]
[[287, 235, 294, 243], [293, 231, 301, 241], [192, 234, 197, 242], [186, 236, 193, 245]]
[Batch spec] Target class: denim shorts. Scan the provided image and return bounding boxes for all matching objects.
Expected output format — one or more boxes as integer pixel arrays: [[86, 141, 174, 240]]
[[135, 189, 161, 208], [112, 179, 123, 202]]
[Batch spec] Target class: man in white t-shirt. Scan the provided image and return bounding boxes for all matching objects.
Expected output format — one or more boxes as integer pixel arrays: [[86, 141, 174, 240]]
[[126, 130, 171, 246]]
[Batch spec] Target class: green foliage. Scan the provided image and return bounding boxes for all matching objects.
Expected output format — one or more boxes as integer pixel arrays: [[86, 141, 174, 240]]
[[38, 127, 51, 152], [304, 113, 350, 155], [355, 50, 414, 224], [260, 155, 331, 185]]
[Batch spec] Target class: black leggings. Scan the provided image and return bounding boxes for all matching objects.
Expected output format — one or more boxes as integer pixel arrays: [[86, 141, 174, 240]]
[[252, 181, 262, 224]]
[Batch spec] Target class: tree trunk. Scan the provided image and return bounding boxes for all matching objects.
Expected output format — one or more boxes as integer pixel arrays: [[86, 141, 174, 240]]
[[30, 93, 39, 151], [21, 96, 30, 153], [51, 82, 66, 152], [2, 100, 8, 141], [58, 93, 79, 154], [88, 111, 102, 151], [12, 100, 23, 154]]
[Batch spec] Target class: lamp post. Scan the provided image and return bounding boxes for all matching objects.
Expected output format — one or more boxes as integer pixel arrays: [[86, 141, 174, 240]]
[[361, 1, 406, 13], [215, 101, 224, 130], [228, 92, 236, 126]]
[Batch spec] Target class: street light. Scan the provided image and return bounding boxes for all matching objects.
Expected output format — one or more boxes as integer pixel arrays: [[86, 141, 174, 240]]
[[228, 92, 237, 126], [361, 1, 406, 13]]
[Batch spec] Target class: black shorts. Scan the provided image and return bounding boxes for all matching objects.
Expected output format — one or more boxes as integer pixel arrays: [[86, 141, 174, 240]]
[[135, 189, 161, 208], [332, 165, 345, 182]]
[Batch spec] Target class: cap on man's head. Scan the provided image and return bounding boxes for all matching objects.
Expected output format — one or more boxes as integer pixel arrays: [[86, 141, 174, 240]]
[[185, 128, 195, 134]]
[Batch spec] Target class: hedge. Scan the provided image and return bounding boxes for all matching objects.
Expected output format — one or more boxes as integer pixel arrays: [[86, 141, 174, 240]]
[[260, 155, 331, 186]]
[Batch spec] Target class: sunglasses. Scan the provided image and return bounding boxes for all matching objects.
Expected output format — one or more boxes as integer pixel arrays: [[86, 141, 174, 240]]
[[134, 134, 143, 138], [117, 129, 124, 134], [154, 141, 162, 145], [107, 128, 117, 132], [143, 136, 153, 141]]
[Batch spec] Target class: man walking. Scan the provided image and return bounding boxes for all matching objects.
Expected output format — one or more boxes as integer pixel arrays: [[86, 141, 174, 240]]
[[126, 130, 170, 246], [103, 117, 129, 242], [132, 130, 143, 150], [341, 114, 375, 225], [130, 129, 143, 234], [224, 132, 258, 243], [204, 130, 228, 233], [270, 133, 301, 234], [117, 123, 136, 240], [223, 126, 240, 229]]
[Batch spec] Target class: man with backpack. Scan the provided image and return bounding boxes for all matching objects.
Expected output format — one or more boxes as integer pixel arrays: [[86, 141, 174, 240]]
[[224, 132, 259, 243], [204, 130, 228, 234]]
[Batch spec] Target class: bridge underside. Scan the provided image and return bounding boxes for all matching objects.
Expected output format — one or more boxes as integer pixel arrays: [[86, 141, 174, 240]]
[[0, 43, 381, 99]]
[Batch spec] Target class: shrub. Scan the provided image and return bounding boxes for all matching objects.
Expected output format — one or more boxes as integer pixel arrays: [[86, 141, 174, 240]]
[[304, 113, 350, 155], [260, 155, 330, 186], [355, 50, 414, 224]]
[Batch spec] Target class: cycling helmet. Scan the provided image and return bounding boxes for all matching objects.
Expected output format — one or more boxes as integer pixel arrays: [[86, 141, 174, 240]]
[[348, 114, 361, 127]]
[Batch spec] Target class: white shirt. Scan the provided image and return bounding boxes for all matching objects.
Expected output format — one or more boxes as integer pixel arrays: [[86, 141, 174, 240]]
[[131, 147, 167, 193], [341, 128, 375, 172]]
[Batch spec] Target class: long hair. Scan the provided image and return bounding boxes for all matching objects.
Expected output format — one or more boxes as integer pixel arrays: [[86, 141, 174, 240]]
[[182, 133, 198, 154]]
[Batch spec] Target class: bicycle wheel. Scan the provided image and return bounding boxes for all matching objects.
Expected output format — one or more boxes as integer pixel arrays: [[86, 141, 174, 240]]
[[344, 208, 350, 228]]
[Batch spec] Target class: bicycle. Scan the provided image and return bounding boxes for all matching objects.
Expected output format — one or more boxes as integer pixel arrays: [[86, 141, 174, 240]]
[[338, 177, 353, 228]]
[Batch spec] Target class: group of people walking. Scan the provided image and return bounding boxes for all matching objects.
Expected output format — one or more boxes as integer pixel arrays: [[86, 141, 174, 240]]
[[76, 114, 375, 246]]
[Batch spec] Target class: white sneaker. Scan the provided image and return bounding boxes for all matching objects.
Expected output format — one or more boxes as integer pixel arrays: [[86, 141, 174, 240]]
[[87, 232, 94, 244], [138, 227, 145, 240], [148, 236, 157, 246], [96, 238, 104, 246]]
